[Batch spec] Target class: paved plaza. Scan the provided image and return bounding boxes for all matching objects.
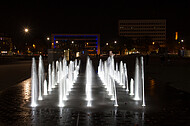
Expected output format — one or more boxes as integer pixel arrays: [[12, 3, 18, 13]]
[[0, 56, 190, 125]]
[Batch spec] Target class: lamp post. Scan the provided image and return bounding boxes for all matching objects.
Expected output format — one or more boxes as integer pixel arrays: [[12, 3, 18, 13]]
[[24, 28, 29, 54], [46, 37, 51, 49], [24, 28, 29, 33], [181, 40, 184, 50]]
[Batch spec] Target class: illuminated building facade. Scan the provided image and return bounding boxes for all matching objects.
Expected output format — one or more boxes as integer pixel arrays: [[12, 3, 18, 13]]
[[119, 19, 166, 47], [51, 34, 100, 55], [0, 33, 13, 54]]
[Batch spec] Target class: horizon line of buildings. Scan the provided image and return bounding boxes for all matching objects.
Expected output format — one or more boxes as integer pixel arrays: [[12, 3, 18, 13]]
[[0, 19, 183, 55]]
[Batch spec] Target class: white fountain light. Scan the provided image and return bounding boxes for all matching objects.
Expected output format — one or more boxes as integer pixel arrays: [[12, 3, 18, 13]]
[[43, 79, 48, 95], [86, 57, 93, 107], [129, 78, 134, 96], [113, 78, 118, 107], [52, 61, 56, 88], [124, 63, 129, 91], [48, 64, 52, 92], [141, 56, 146, 107], [31, 57, 38, 107], [58, 78, 64, 107], [134, 57, 141, 101], [38, 55, 44, 100], [63, 77, 68, 100]]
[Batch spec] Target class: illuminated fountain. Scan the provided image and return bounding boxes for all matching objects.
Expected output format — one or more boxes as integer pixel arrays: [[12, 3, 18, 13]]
[[58, 57, 80, 107], [124, 63, 129, 91], [62, 58, 69, 99], [119, 61, 124, 87], [115, 62, 118, 81], [58, 76, 64, 107], [141, 56, 146, 106], [30, 55, 80, 108], [134, 57, 141, 100], [56, 61, 59, 85], [38, 55, 44, 100], [31, 58, 38, 107], [62, 59, 67, 100], [62, 77, 67, 100], [98, 59, 103, 77], [98, 56, 117, 106], [112, 78, 118, 107], [48, 64, 52, 92], [129, 78, 134, 96], [68, 61, 73, 91], [86, 57, 92, 107], [43, 79, 48, 95], [52, 61, 56, 89], [98, 55, 146, 107]]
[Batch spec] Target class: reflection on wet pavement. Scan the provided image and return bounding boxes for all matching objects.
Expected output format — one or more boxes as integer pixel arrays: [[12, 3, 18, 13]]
[[0, 74, 190, 125], [22, 79, 31, 102], [150, 79, 155, 96]]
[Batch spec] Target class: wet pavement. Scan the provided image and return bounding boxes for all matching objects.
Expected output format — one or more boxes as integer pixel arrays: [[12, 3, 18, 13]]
[[0, 56, 190, 125], [0, 61, 32, 92]]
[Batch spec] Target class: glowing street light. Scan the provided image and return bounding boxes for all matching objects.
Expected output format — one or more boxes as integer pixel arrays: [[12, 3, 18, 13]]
[[24, 28, 29, 33], [181, 40, 184, 42], [114, 41, 117, 44], [33, 44, 36, 49], [106, 43, 108, 45], [47, 37, 50, 41], [72, 41, 74, 44]]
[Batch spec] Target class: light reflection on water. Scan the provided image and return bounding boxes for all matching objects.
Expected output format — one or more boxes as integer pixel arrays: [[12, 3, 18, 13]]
[[15, 78, 146, 125], [150, 79, 156, 95], [150, 79, 155, 89], [22, 78, 31, 101]]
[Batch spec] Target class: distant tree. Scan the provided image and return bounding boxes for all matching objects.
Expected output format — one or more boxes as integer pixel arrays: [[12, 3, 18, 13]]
[[118, 36, 134, 54], [135, 36, 152, 53]]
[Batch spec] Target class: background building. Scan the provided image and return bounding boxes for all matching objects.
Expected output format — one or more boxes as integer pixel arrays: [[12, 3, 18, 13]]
[[51, 34, 100, 56], [0, 33, 13, 55], [119, 19, 166, 53]]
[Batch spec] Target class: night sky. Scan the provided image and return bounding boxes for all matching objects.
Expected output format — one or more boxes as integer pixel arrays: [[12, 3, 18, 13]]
[[0, 0, 190, 47]]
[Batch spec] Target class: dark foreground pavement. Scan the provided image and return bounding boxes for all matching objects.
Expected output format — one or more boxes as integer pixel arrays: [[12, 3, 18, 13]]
[[0, 56, 190, 125], [0, 61, 32, 92]]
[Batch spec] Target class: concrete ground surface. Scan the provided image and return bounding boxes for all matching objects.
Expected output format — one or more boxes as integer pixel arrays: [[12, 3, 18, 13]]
[[0, 61, 32, 92], [0, 55, 190, 125]]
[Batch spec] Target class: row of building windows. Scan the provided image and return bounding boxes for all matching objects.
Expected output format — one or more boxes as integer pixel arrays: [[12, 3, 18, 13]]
[[119, 33, 166, 35], [120, 34, 166, 38], [119, 23, 166, 25], [136, 39, 165, 41], [121, 37, 166, 42], [56, 40, 97, 43], [54, 42, 97, 47], [120, 30, 166, 32], [85, 47, 97, 50], [120, 26, 166, 29]]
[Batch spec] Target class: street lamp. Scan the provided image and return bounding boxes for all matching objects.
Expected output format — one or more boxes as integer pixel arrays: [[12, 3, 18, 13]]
[[47, 37, 50, 41], [106, 43, 108, 45], [114, 41, 117, 44], [24, 28, 29, 33], [72, 41, 74, 44], [33, 44, 36, 49]]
